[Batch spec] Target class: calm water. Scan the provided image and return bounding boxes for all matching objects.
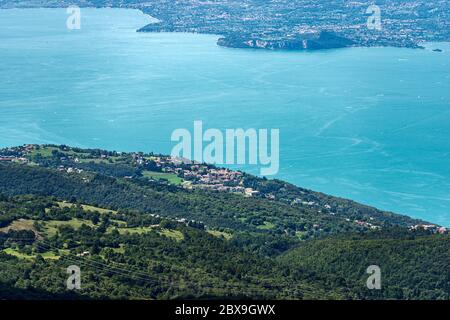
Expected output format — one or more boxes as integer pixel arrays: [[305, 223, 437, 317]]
[[0, 8, 449, 226]]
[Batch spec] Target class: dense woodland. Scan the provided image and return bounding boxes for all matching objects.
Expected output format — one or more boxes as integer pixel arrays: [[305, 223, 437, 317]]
[[280, 230, 450, 300], [0, 145, 448, 300]]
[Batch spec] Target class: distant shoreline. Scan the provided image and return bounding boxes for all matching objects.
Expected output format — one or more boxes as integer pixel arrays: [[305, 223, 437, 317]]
[[0, 6, 438, 52]]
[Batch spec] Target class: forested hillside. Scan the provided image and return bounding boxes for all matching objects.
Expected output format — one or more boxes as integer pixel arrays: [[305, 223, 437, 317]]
[[280, 231, 450, 300], [0, 145, 448, 300], [0, 195, 342, 299]]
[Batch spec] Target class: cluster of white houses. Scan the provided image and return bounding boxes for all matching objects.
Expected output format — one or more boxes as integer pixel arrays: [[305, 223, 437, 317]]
[[0, 156, 27, 163], [409, 224, 448, 234], [155, 156, 261, 197]]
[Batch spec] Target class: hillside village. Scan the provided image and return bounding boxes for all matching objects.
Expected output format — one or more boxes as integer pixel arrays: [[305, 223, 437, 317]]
[[0, 144, 447, 235]]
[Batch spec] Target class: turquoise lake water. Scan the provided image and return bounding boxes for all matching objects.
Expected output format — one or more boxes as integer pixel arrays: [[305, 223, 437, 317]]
[[0, 8, 449, 226]]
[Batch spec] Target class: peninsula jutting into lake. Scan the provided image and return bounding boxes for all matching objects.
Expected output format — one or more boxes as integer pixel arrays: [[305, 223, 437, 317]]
[[1, 0, 449, 51]]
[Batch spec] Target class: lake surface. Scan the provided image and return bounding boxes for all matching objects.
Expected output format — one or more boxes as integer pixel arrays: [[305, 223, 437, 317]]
[[0, 8, 449, 226]]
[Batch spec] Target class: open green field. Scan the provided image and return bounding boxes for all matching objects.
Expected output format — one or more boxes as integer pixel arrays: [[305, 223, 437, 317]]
[[77, 158, 110, 164], [28, 146, 86, 158], [28, 146, 61, 158], [116, 226, 155, 235], [257, 221, 276, 230], [295, 231, 308, 240], [2, 248, 67, 260], [110, 219, 127, 227], [43, 218, 94, 236], [115, 226, 183, 241], [2, 248, 35, 260], [27, 146, 125, 164], [0, 219, 36, 233], [142, 170, 183, 185], [57, 202, 117, 215], [77, 155, 124, 164], [207, 230, 232, 240], [158, 228, 184, 241], [1, 216, 160, 239], [111, 244, 125, 254]]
